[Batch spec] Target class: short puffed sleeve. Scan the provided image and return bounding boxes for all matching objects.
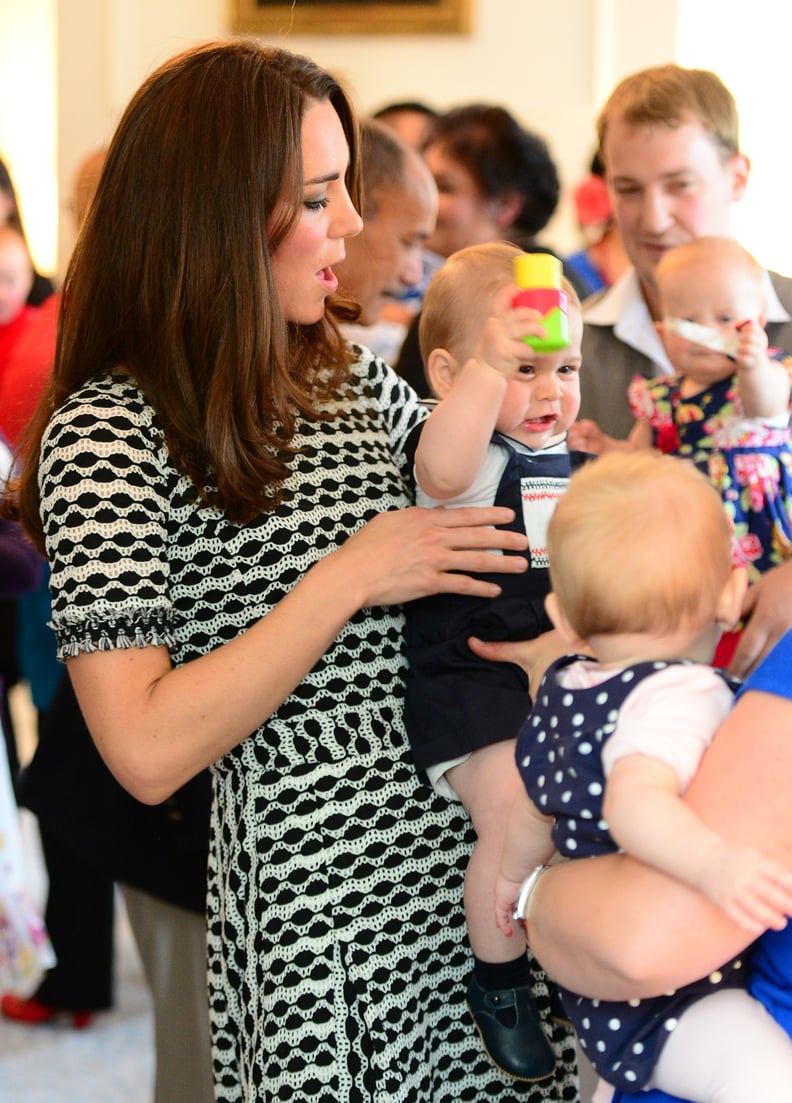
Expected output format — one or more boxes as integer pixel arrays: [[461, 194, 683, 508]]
[[39, 379, 177, 659]]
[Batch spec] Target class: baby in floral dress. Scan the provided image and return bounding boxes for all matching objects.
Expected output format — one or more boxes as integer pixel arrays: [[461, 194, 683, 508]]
[[571, 236, 792, 585]]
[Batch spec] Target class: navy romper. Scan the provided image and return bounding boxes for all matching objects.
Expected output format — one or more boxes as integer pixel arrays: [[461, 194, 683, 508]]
[[517, 655, 748, 1092], [403, 425, 589, 772]]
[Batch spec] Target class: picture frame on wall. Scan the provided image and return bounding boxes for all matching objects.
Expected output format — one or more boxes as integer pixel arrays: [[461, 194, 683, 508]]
[[231, 0, 472, 36]]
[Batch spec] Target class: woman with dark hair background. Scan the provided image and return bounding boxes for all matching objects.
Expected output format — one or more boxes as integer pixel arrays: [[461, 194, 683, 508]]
[[0, 157, 56, 792], [394, 103, 568, 395], [422, 103, 560, 259]]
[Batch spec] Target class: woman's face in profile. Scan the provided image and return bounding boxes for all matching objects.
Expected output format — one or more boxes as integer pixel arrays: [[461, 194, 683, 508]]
[[422, 142, 503, 258], [270, 98, 362, 326]]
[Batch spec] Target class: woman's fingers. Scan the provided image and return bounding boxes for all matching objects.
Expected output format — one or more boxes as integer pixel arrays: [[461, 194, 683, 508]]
[[339, 506, 528, 607]]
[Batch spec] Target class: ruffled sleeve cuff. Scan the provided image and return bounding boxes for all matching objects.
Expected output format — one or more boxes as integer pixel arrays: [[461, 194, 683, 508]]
[[50, 603, 176, 661]]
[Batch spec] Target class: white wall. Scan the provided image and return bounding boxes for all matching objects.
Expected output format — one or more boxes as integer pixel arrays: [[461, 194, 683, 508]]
[[6, 1, 788, 281], [45, 0, 685, 276], [0, 0, 57, 272], [677, 0, 792, 276], [258, 0, 681, 257]]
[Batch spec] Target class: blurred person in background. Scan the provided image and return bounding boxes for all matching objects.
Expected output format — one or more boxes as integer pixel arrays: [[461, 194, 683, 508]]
[[337, 118, 438, 366]]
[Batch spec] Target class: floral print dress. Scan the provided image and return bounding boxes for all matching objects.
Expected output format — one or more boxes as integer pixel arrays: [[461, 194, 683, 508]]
[[628, 371, 792, 578]]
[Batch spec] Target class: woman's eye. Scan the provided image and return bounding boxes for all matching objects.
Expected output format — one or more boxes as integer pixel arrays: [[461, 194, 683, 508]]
[[304, 197, 328, 212]]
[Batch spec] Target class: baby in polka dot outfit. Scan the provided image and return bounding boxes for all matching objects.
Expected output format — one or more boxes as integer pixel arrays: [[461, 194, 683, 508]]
[[495, 451, 792, 1100]]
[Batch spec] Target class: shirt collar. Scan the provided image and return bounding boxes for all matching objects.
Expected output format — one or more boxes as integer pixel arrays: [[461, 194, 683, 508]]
[[496, 433, 569, 456], [584, 268, 672, 374]]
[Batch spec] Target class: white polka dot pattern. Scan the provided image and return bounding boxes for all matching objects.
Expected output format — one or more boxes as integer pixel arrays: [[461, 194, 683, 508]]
[[515, 655, 748, 1091]]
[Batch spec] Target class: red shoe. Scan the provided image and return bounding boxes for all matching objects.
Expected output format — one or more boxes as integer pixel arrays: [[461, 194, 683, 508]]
[[0, 993, 93, 1028]]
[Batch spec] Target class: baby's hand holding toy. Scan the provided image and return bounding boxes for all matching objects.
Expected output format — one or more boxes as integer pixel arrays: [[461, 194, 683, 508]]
[[473, 287, 547, 380]]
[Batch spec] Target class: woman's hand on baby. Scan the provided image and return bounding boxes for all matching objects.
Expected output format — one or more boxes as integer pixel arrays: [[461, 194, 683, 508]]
[[335, 505, 528, 609], [729, 560, 792, 677], [700, 840, 792, 933], [468, 628, 573, 691]]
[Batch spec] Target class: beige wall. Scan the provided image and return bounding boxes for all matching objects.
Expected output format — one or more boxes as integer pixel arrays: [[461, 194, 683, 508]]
[[18, 0, 792, 283], [46, 0, 685, 277]]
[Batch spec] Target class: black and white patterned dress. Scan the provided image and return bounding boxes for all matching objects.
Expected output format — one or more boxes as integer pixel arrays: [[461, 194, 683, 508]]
[[39, 348, 578, 1103]]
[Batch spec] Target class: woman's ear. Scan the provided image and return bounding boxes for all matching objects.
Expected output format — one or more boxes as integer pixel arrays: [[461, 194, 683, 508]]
[[425, 348, 458, 399], [493, 190, 523, 230]]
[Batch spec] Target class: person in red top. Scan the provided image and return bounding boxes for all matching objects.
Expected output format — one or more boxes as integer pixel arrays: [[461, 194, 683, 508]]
[[0, 293, 58, 448], [0, 224, 57, 449], [0, 224, 35, 357]]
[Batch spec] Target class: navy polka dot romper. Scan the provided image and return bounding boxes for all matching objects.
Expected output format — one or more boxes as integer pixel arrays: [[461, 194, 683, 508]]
[[516, 655, 747, 1091]]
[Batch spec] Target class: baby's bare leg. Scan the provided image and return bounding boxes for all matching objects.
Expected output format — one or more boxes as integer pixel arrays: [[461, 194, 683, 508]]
[[448, 739, 525, 962], [448, 739, 557, 1081]]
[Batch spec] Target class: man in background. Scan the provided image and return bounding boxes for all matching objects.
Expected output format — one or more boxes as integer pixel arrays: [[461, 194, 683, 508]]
[[337, 118, 438, 371], [579, 64, 792, 440], [576, 64, 792, 682]]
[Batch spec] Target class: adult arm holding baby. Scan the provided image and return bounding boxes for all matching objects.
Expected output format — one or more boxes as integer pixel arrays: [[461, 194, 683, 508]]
[[525, 678, 792, 997]]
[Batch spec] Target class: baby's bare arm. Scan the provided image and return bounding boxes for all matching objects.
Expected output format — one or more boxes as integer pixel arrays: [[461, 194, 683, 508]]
[[605, 754, 792, 932], [415, 294, 546, 498], [415, 356, 508, 498], [735, 323, 790, 418]]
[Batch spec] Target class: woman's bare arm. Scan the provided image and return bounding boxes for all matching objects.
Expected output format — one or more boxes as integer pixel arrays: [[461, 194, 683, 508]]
[[68, 504, 528, 804], [524, 688, 792, 1000]]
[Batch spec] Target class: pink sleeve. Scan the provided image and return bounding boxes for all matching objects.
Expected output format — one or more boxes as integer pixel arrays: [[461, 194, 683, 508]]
[[601, 665, 735, 791]]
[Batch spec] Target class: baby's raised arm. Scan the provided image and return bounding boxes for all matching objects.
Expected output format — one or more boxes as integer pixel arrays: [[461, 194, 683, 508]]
[[734, 321, 791, 419], [414, 289, 546, 499]]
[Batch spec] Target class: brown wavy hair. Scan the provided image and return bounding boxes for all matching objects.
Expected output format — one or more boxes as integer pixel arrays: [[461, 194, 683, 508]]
[[14, 39, 362, 549]]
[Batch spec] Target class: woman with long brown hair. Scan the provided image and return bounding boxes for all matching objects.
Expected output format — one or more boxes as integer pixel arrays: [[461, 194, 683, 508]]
[[13, 40, 577, 1102]]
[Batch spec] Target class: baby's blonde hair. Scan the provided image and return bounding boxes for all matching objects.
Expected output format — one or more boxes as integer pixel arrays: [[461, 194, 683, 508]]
[[548, 452, 733, 640], [418, 241, 581, 368], [656, 235, 766, 311]]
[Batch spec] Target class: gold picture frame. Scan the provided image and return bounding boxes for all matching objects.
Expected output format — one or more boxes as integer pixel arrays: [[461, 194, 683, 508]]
[[232, 1, 472, 36]]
